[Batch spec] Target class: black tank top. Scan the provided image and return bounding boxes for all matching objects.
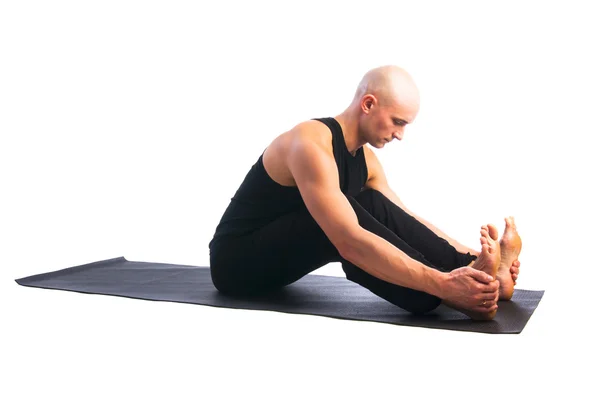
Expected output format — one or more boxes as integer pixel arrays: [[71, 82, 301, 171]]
[[208, 117, 368, 251]]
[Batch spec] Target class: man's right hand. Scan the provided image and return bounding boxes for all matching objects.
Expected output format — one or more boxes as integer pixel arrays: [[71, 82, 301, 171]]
[[440, 267, 500, 313]]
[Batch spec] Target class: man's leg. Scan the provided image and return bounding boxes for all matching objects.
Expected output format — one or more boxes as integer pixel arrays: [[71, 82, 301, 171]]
[[211, 194, 449, 314], [353, 188, 477, 271], [209, 205, 341, 296], [338, 194, 447, 314]]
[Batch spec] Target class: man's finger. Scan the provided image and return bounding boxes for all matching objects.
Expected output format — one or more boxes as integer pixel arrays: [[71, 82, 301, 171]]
[[468, 268, 494, 284], [479, 293, 497, 302], [472, 304, 498, 313], [479, 279, 499, 293]]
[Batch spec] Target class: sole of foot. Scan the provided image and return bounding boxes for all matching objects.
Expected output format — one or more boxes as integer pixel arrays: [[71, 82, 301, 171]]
[[498, 216, 522, 300]]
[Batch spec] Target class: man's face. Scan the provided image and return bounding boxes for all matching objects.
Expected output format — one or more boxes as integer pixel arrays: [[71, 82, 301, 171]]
[[362, 96, 419, 148]]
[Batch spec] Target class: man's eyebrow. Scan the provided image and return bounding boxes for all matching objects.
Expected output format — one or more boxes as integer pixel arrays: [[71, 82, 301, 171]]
[[393, 117, 409, 124]]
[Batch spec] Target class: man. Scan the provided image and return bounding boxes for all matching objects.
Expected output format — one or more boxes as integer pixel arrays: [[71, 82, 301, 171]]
[[208, 65, 522, 320]]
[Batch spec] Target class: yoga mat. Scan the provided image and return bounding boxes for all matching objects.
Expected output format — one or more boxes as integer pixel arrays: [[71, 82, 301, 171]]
[[15, 256, 544, 334]]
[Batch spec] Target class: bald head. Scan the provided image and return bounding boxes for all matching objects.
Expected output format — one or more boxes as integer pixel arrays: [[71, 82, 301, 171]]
[[336, 65, 421, 150], [352, 65, 420, 114]]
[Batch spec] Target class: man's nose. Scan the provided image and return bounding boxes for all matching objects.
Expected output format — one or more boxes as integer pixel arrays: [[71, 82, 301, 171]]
[[393, 131, 404, 140]]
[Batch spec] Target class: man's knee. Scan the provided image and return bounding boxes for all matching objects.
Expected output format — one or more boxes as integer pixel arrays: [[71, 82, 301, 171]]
[[344, 188, 378, 214], [353, 188, 389, 211], [355, 187, 380, 200]]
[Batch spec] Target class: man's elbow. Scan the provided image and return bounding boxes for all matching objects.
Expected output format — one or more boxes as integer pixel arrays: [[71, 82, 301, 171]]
[[333, 226, 365, 262]]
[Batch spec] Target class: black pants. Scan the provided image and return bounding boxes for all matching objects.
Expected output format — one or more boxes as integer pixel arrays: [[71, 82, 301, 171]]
[[210, 188, 477, 314]]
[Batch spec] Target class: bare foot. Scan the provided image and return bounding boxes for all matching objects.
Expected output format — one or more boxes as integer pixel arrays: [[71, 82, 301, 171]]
[[498, 216, 522, 300], [449, 224, 501, 321], [471, 224, 501, 279]]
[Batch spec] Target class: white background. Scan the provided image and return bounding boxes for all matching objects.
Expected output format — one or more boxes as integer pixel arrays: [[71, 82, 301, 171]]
[[2, 1, 599, 397]]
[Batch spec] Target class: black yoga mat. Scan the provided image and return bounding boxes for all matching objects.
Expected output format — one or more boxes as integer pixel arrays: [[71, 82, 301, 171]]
[[15, 256, 544, 334]]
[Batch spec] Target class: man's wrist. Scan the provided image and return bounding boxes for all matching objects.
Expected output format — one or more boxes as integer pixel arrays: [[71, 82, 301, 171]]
[[423, 266, 448, 299]]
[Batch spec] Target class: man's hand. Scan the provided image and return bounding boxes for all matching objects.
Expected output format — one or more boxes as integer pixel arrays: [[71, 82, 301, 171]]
[[440, 267, 500, 313]]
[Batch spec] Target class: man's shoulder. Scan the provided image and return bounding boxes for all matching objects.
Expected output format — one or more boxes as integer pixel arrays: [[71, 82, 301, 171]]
[[261, 118, 335, 188], [273, 119, 333, 158], [362, 143, 375, 161], [289, 119, 332, 145]]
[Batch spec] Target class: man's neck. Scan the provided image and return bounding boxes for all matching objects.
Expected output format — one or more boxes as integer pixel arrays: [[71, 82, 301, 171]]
[[334, 110, 364, 155]]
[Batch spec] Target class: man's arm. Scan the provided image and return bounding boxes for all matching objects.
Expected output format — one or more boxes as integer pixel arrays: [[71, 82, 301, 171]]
[[364, 147, 480, 257], [285, 123, 495, 315], [287, 125, 447, 296]]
